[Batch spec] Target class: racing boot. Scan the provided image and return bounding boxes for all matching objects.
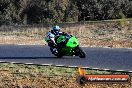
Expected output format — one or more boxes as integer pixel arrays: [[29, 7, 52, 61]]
[[52, 48, 58, 55]]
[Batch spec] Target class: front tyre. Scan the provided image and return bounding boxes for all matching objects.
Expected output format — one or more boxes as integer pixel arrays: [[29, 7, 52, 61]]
[[75, 46, 86, 58]]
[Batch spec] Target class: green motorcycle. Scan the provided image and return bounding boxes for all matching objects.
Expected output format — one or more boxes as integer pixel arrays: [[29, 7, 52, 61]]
[[45, 34, 86, 58]]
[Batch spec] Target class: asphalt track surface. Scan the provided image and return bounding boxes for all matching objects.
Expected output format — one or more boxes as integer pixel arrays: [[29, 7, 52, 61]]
[[0, 45, 132, 71]]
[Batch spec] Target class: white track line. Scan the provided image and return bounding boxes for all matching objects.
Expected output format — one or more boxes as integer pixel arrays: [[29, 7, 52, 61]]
[[0, 61, 132, 73]]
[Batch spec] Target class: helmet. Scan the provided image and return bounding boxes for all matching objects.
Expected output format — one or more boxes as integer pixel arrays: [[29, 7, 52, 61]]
[[52, 25, 60, 35]]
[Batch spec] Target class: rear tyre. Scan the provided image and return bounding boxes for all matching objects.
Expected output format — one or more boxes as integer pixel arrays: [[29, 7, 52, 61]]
[[56, 54, 63, 58], [55, 52, 63, 58], [75, 46, 86, 58]]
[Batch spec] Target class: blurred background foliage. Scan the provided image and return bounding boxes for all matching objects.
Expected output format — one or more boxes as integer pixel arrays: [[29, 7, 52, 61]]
[[0, 0, 132, 25]]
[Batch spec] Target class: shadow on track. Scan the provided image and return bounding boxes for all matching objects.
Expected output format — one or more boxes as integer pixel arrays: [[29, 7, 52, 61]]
[[0, 57, 55, 59], [0, 56, 80, 59]]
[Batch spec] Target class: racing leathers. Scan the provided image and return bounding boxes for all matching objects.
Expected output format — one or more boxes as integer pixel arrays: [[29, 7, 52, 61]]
[[46, 30, 70, 55], [46, 30, 63, 54]]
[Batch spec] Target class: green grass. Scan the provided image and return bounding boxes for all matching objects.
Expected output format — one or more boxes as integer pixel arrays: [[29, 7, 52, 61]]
[[0, 63, 130, 76]]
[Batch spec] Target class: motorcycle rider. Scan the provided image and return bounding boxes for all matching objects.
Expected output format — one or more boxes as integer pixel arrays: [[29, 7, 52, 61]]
[[46, 25, 67, 54]]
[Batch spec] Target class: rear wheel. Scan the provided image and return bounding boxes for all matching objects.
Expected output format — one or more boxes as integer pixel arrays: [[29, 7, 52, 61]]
[[56, 54, 63, 58], [55, 51, 63, 58], [75, 46, 86, 58]]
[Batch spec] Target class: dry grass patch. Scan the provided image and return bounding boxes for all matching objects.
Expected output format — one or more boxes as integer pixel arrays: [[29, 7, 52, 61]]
[[0, 63, 131, 88], [0, 20, 131, 48]]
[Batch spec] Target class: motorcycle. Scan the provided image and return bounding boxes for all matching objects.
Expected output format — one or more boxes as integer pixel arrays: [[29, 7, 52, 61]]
[[45, 33, 86, 58]]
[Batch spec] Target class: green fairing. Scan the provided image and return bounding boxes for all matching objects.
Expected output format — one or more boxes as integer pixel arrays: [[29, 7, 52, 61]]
[[56, 36, 65, 44], [56, 35, 78, 47], [66, 36, 78, 47], [56, 35, 78, 56]]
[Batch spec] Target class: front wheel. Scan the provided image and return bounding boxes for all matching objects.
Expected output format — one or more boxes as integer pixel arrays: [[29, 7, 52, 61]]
[[75, 46, 86, 58]]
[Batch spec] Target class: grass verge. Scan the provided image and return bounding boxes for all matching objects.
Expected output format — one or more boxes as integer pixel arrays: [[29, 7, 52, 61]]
[[0, 63, 131, 88]]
